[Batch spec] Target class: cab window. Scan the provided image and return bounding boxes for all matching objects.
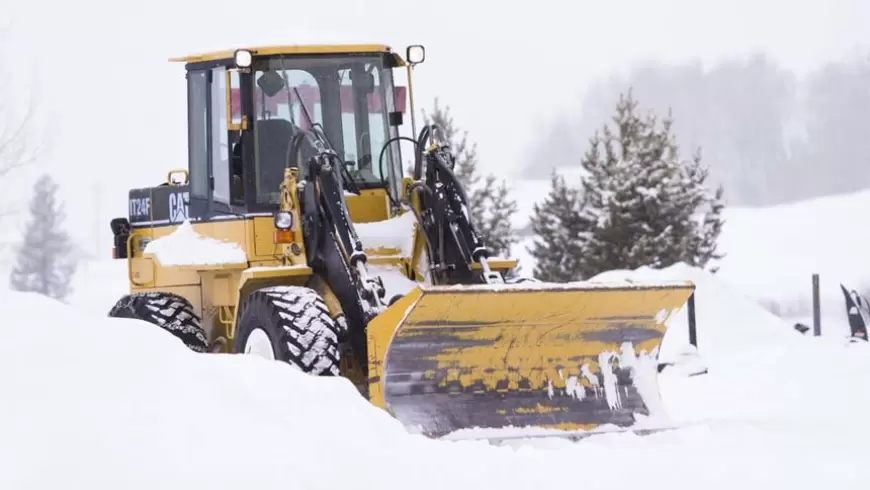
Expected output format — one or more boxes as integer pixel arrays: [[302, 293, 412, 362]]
[[252, 68, 323, 205], [247, 55, 398, 206], [209, 66, 230, 204]]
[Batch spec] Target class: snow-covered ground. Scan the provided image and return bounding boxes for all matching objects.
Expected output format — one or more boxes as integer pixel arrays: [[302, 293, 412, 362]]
[[3, 254, 870, 488], [2, 187, 870, 487]]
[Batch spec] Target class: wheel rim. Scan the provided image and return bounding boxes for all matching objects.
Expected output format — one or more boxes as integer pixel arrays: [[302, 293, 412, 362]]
[[244, 328, 275, 360]]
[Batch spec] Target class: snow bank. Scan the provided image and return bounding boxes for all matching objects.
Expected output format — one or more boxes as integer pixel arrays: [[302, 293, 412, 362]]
[[67, 257, 130, 316], [592, 263, 802, 364], [513, 188, 870, 337], [4, 263, 870, 488], [716, 188, 870, 337], [143, 220, 247, 267]]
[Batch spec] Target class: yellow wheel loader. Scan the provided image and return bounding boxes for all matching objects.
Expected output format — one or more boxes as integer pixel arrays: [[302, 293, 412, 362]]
[[107, 43, 695, 440]]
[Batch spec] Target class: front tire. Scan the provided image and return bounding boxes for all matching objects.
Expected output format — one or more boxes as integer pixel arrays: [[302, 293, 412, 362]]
[[234, 286, 341, 376], [108, 292, 209, 352]]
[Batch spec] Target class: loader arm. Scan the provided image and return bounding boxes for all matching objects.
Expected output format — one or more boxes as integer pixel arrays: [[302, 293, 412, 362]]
[[295, 129, 386, 366], [405, 124, 503, 286]]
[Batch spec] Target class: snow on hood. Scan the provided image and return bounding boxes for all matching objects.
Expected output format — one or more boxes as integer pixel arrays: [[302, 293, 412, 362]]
[[4, 266, 870, 489], [143, 220, 247, 267], [355, 211, 417, 257]]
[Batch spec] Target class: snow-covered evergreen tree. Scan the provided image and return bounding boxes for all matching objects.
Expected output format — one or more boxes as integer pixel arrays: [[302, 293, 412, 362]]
[[529, 90, 725, 280], [476, 174, 519, 258], [527, 172, 596, 282], [422, 98, 481, 192], [9, 174, 78, 301], [419, 98, 519, 257]]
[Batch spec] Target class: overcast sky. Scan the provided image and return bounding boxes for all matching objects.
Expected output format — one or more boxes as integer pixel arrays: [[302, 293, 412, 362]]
[[2, 0, 870, 258]]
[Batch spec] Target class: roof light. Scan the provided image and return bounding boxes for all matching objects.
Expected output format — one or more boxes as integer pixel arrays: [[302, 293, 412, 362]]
[[234, 49, 252, 68]]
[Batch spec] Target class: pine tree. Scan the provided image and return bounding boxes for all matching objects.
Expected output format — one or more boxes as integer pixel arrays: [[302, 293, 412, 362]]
[[680, 147, 726, 272], [418, 98, 519, 257], [9, 174, 78, 301], [422, 98, 481, 191], [529, 90, 725, 280], [476, 174, 519, 257], [527, 172, 597, 282]]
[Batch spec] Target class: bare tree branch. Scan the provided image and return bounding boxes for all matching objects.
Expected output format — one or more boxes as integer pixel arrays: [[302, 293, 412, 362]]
[[0, 94, 40, 177], [0, 20, 46, 274], [0, 66, 42, 179], [0, 22, 44, 222]]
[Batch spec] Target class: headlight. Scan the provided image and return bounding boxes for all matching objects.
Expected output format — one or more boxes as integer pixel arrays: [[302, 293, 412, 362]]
[[405, 45, 425, 64], [234, 49, 252, 68], [274, 211, 294, 230]]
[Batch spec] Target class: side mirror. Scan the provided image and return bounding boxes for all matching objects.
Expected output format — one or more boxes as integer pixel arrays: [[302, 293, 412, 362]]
[[257, 71, 286, 98], [389, 111, 404, 127], [406, 45, 425, 65]]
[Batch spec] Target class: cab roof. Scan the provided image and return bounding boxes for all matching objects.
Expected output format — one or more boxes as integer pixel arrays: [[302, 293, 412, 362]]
[[169, 43, 406, 66]]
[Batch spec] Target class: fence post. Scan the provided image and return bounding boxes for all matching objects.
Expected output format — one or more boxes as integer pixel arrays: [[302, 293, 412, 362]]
[[812, 273, 821, 337], [688, 292, 697, 347]]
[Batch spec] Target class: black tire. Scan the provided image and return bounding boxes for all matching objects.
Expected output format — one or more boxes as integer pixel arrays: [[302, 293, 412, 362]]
[[108, 292, 209, 352], [233, 285, 341, 376]]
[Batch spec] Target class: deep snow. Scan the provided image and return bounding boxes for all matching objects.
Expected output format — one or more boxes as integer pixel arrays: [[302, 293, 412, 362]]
[[3, 260, 870, 488]]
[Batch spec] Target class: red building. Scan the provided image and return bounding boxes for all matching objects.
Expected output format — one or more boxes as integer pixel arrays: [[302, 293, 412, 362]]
[[230, 84, 407, 129]]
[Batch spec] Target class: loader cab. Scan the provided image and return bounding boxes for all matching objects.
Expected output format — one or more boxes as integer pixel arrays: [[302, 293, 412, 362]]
[[174, 45, 410, 222]]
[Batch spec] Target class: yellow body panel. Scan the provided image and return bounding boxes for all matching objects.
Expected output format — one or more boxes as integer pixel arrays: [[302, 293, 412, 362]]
[[471, 258, 517, 271], [252, 217, 284, 258], [345, 189, 391, 223], [169, 44, 406, 66], [366, 281, 695, 437]]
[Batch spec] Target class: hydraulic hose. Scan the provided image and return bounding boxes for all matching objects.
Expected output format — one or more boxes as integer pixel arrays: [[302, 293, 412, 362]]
[[377, 135, 424, 208]]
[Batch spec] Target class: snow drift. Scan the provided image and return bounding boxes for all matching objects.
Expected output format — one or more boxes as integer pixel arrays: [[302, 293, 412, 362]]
[[715, 188, 870, 336], [592, 263, 802, 364], [3, 264, 870, 489], [513, 187, 870, 338]]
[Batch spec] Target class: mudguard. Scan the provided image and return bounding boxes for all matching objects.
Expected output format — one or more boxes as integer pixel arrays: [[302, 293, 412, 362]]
[[365, 280, 695, 437]]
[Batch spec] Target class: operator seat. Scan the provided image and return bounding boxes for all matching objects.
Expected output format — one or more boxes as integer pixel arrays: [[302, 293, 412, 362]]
[[254, 118, 297, 189]]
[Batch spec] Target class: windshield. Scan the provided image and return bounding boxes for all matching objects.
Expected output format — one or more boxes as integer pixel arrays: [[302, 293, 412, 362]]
[[243, 54, 404, 205]]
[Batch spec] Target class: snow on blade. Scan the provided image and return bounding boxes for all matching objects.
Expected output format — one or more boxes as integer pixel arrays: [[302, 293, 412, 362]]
[[593, 342, 663, 417], [355, 211, 417, 257], [369, 264, 419, 299], [423, 278, 693, 292], [143, 220, 247, 267]]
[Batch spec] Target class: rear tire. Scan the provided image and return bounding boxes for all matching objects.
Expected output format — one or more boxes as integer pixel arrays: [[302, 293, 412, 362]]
[[233, 286, 341, 376], [108, 292, 209, 352]]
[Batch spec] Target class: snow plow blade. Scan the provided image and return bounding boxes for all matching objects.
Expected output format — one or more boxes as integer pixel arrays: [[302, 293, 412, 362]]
[[365, 280, 695, 438]]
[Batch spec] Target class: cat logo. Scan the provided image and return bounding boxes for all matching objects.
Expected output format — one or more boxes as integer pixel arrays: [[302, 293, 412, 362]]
[[169, 191, 190, 224]]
